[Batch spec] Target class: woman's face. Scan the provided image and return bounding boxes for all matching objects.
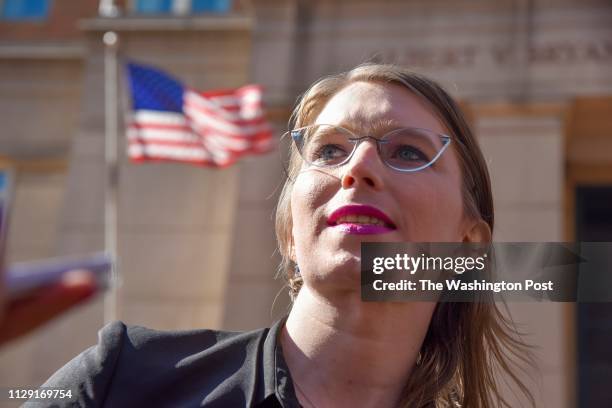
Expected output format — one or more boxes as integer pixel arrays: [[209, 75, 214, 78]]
[[290, 81, 470, 290]]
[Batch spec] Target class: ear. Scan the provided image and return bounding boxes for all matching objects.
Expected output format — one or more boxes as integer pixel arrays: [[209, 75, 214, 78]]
[[462, 218, 492, 243]]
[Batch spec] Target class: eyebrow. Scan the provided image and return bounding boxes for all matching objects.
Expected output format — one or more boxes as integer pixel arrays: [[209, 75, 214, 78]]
[[336, 116, 405, 136]]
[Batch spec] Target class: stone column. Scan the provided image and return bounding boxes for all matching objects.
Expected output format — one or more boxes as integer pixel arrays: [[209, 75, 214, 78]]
[[475, 103, 572, 408]]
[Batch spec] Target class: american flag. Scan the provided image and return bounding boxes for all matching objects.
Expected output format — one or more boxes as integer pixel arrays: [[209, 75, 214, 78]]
[[125, 62, 274, 167]]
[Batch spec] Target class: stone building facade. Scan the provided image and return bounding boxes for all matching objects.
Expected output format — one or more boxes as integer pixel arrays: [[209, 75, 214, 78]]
[[1, 1, 611, 407]]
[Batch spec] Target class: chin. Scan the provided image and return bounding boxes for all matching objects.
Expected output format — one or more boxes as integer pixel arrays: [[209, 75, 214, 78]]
[[309, 250, 361, 288], [331, 247, 361, 267]]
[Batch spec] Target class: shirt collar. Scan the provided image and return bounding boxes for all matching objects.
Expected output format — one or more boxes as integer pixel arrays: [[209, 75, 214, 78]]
[[260, 315, 301, 408]]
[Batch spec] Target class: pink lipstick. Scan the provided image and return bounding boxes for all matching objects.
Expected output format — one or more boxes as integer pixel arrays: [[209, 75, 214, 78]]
[[327, 204, 396, 235]]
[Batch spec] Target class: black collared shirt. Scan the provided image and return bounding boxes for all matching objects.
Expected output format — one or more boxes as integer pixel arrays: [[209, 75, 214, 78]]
[[25, 317, 302, 408]]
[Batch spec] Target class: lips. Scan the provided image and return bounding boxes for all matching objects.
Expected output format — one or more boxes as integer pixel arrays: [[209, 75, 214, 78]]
[[327, 204, 396, 235]]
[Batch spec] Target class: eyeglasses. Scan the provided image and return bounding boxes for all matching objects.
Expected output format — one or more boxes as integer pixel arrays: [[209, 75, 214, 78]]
[[286, 124, 452, 172]]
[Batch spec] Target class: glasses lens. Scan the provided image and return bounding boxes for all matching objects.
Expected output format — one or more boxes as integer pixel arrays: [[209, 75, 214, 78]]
[[294, 125, 354, 167], [380, 128, 448, 171]]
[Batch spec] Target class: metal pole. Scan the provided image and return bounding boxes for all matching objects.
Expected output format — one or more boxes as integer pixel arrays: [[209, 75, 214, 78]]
[[103, 31, 119, 323]]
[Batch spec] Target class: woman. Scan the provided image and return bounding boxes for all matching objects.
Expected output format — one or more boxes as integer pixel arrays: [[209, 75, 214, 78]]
[[30, 64, 533, 408], [275, 63, 533, 407]]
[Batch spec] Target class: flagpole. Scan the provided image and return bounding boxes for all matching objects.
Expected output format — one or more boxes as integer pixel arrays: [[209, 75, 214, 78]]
[[103, 31, 119, 323]]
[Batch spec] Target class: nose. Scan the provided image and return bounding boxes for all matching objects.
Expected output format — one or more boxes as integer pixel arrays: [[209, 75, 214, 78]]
[[340, 139, 385, 190]]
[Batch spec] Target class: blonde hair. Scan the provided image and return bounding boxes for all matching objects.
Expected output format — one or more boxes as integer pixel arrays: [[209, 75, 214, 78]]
[[275, 63, 535, 407]]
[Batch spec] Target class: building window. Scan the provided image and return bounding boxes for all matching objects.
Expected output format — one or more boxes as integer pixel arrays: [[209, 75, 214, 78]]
[[134, 0, 172, 14], [133, 0, 232, 15], [191, 0, 231, 13], [1, 0, 51, 21]]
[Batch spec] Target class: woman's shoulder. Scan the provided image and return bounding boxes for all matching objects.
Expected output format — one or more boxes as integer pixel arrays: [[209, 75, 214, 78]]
[[88, 319, 276, 377], [106, 320, 272, 356], [26, 320, 284, 407]]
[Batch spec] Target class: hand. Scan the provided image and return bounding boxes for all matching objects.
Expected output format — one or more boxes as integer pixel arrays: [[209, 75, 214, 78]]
[[0, 269, 97, 346]]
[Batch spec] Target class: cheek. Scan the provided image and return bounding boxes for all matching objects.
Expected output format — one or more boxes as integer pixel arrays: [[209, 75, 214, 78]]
[[399, 176, 465, 240], [290, 171, 336, 251]]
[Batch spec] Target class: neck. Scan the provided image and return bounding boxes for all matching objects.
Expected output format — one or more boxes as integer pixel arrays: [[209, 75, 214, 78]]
[[280, 285, 436, 408]]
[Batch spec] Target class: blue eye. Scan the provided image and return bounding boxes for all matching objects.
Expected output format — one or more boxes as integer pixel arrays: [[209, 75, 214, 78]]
[[313, 144, 348, 163], [393, 145, 428, 162]]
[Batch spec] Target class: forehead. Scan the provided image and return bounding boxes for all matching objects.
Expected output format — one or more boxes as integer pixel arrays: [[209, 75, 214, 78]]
[[313, 81, 447, 135]]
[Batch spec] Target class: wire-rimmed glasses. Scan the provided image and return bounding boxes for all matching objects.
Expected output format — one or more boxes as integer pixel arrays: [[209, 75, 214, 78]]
[[285, 124, 452, 172]]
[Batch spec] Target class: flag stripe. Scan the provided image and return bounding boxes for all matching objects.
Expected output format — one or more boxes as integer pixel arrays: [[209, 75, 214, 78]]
[[128, 139, 204, 148], [128, 128, 199, 143], [129, 122, 192, 132], [129, 156, 238, 168], [128, 138, 274, 155], [130, 110, 190, 126], [199, 84, 262, 100], [184, 105, 271, 136], [129, 143, 235, 166], [128, 123, 273, 143], [184, 91, 265, 124], [129, 144, 211, 161]]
